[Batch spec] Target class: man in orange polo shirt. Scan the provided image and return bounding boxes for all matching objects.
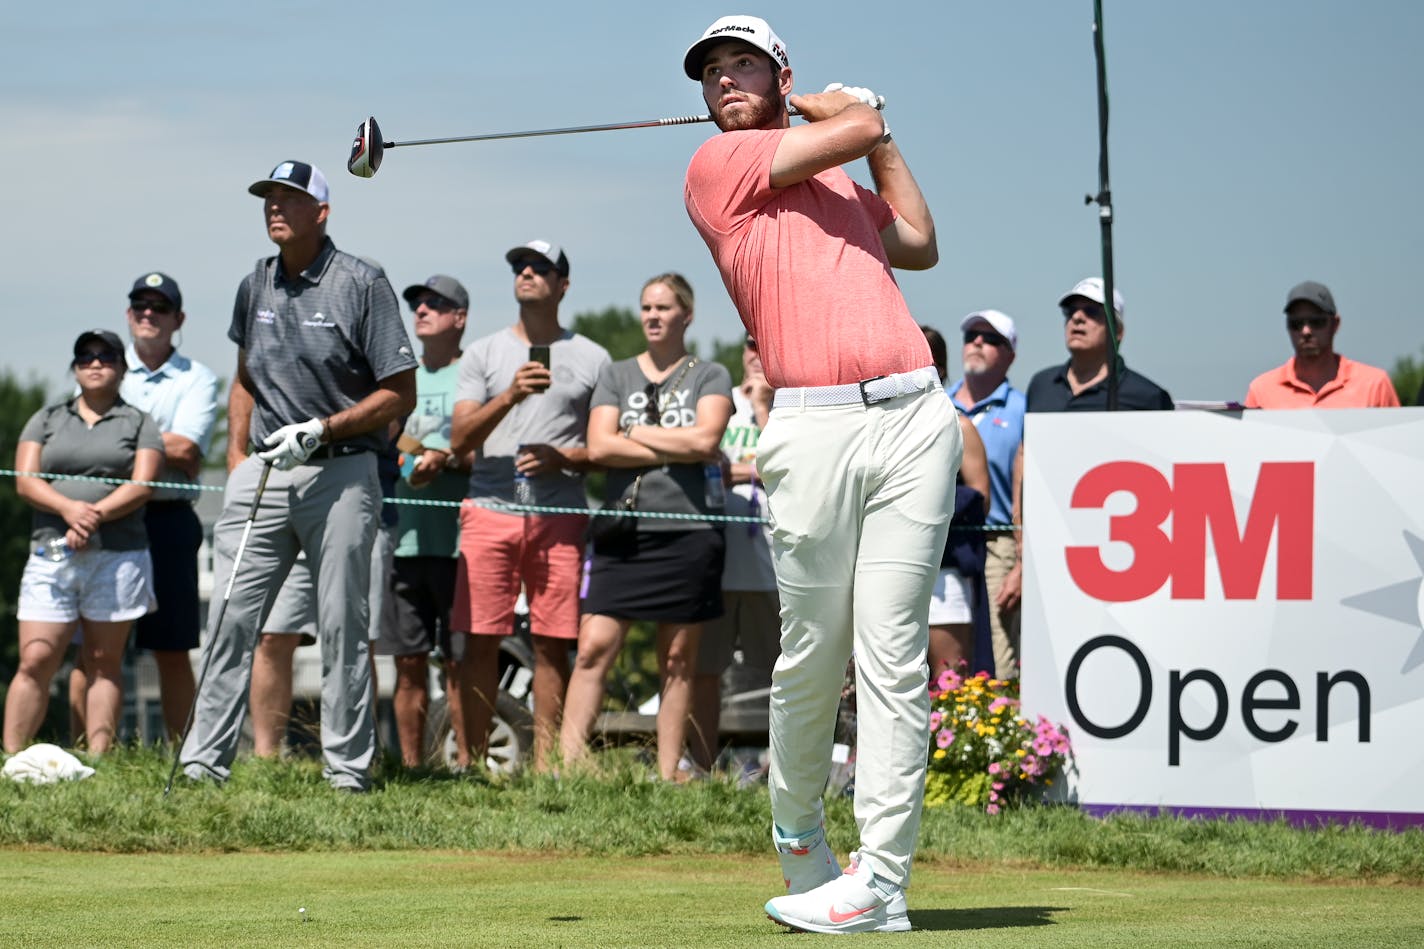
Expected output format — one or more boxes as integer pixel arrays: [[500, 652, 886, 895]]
[[1245, 281, 1400, 408]]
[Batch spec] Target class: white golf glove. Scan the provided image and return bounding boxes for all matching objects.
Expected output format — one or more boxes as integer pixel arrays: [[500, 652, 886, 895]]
[[258, 418, 325, 470], [823, 82, 889, 138]]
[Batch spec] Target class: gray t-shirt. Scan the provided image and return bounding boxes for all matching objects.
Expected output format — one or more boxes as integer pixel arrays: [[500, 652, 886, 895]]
[[455, 327, 611, 509], [593, 356, 734, 532], [229, 238, 417, 453], [19, 398, 163, 551]]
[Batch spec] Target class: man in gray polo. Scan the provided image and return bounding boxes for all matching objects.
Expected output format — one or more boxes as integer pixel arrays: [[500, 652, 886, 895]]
[[180, 160, 416, 791]]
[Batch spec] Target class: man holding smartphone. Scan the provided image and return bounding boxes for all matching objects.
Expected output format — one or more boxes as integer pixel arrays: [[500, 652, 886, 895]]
[[450, 240, 610, 771]]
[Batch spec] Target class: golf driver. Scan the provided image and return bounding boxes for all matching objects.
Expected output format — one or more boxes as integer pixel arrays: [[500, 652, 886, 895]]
[[347, 96, 884, 178], [164, 461, 273, 796]]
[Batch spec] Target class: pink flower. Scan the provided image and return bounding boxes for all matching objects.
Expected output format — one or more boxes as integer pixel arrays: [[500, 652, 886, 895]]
[[936, 729, 955, 749], [1034, 738, 1053, 756], [986, 803, 1000, 815], [991, 782, 1004, 791], [988, 762, 1002, 775], [929, 710, 942, 731]]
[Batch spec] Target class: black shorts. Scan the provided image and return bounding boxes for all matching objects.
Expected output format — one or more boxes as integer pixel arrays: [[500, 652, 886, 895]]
[[376, 556, 459, 659], [134, 501, 202, 652], [582, 528, 725, 623]]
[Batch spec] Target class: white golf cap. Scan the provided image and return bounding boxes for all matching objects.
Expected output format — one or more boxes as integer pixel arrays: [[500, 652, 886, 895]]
[[684, 15, 789, 80], [1059, 277, 1125, 319], [960, 310, 1018, 351], [505, 239, 570, 277], [249, 160, 329, 203]]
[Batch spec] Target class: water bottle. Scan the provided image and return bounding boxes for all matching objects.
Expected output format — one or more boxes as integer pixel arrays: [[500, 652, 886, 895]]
[[513, 446, 533, 507], [36, 536, 71, 562], [703, 463, 726, 509]]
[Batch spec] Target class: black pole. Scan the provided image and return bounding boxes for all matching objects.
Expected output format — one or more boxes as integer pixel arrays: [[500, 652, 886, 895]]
[[1087, 0, 1121, 410]]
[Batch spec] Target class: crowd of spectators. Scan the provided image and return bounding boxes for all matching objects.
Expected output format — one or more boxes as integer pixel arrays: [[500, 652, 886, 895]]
[[2, 158, 1411, 780]]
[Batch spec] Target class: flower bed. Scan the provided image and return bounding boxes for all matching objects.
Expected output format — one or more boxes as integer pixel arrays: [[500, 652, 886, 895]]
[[924, 665, 1073, 814]]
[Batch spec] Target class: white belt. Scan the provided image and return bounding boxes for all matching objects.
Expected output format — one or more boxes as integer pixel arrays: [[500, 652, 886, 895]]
[[773, 367, 941, 409]]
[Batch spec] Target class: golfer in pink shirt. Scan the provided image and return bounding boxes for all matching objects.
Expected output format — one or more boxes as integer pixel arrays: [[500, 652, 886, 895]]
[[683, 15, 962, 934]]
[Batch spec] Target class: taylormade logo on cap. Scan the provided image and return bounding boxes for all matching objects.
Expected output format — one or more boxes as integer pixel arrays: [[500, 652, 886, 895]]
[[683, 15, 789, 80]]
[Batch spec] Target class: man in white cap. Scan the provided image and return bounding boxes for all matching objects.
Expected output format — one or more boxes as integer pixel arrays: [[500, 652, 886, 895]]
[[683, 15, 961, 934], [180, 160, 416, 792], [1025, 277, 1172, 412], [948, 310, 1025, 679], [449, 241, 609, 772], [1244, 280, 1399, 408]]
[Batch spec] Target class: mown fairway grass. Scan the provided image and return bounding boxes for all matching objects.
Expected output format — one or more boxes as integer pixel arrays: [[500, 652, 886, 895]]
[[1, 747, 1421, 946], [2, 851, 1421, 948]]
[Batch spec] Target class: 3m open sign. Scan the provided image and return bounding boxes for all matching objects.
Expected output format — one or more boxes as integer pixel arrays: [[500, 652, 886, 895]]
[[1064, 461, 1315, 602]]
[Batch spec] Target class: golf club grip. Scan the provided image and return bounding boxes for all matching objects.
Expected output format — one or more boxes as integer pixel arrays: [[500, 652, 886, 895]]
[[380, 97, 886, 149]]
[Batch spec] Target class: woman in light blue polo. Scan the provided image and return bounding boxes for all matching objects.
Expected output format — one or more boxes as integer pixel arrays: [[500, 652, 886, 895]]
[[4, 330, 162, 754]]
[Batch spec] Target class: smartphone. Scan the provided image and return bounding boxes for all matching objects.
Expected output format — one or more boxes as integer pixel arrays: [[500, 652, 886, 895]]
[[529, 345, 551, 392]]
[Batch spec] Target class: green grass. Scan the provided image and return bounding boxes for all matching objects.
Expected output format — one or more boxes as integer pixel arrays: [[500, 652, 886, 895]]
[[1, 746, 1421, 886], [0, 851, 1420, 947]]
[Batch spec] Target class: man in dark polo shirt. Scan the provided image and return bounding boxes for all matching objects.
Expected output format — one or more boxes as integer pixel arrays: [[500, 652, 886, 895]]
[[180, 160, 416, 792], [1025, 277, 1173, 412]]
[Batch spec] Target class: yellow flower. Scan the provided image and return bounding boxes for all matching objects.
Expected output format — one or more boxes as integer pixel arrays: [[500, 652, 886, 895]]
[[1015, 748, 1027, 758], [933, 749, 947, 760]]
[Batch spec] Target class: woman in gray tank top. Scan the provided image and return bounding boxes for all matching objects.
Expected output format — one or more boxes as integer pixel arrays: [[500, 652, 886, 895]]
[[560, 273, 734, 781]]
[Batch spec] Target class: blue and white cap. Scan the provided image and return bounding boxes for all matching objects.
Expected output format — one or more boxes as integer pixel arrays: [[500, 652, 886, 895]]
[[248, 160, 330, 202]]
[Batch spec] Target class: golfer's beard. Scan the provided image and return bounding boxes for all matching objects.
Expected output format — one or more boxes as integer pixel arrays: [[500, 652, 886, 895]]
[[715, 95, 784, 132]]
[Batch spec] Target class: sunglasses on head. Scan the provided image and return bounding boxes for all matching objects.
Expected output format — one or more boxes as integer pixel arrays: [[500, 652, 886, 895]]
[[130, 298, 174, 315], [1061, 301, 1107, 321], [74, 350, 121, 367], [511, 259, 557, 276], [1287, 314, 1330, 332], [409, 294, 456, 313], [963, 328, 1009, 348]]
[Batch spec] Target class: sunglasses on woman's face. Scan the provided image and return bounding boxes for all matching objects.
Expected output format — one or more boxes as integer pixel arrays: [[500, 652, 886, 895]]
[[73, 350, 121, 367]]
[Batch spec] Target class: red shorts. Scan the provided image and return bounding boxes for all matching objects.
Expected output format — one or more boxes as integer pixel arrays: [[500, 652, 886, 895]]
[[452, 504, 588, 640]]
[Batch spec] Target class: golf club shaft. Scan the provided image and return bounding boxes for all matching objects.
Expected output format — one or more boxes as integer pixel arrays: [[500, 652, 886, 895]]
[[381, 98, 879, 149], [164, 462, 273, 796]]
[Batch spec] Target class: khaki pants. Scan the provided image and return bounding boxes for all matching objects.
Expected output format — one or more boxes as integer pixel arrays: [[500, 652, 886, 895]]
[[757, 387, 961, 887], [983, 532, 1021, 679]]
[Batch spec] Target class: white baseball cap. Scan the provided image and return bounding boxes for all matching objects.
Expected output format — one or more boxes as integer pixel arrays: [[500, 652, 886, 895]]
[[960, 310, 1018, 351], [684, 15, 789, 81], [1059, 277, 1125, 319]]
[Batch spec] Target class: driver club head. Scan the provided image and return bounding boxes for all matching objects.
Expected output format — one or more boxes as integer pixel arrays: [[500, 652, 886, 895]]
[[347, 115, 383, 178]]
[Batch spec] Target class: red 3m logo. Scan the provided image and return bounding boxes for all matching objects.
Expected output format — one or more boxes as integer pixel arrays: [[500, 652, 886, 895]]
[[1065, 462, 1314, 602]]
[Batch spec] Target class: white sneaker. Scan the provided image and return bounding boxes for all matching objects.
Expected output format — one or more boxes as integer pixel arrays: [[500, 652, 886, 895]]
[[765, 851, 910, 934], [773, 823, 841, 894]]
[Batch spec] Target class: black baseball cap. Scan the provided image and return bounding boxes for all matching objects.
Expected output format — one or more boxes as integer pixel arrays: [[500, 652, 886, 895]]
[[73, 329, 127, 367], [129, 272, 182, 310], [1283, 281, 1336, 315]]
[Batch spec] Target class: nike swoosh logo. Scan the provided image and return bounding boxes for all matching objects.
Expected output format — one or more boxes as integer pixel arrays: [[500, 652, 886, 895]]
[[827, 904, 877, 924]]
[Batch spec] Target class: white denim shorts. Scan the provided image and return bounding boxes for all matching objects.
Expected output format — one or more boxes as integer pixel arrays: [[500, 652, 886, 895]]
[[17, 545, 156, 624], [927, 567, 973, 625]]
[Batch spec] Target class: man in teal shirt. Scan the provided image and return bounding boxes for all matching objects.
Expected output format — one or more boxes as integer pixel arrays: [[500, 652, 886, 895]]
[[377, 274, 471, 767]]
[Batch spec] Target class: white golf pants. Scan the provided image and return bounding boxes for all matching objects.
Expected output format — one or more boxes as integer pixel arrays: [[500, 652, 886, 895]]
[[758, 384, 961, 887]]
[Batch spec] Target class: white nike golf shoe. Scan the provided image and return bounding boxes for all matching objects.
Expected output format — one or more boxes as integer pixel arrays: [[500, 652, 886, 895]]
[[773, 823, 841, 894], [765, 850, 910, 934]]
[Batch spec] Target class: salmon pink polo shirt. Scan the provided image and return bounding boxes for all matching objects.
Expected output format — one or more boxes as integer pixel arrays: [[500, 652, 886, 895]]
[[1244, 355, 1401, 408], [685, 127, 932, 389]]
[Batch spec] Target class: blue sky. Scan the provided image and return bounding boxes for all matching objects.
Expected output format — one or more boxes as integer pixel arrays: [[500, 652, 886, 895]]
[[3, 1, 1421, 404]]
